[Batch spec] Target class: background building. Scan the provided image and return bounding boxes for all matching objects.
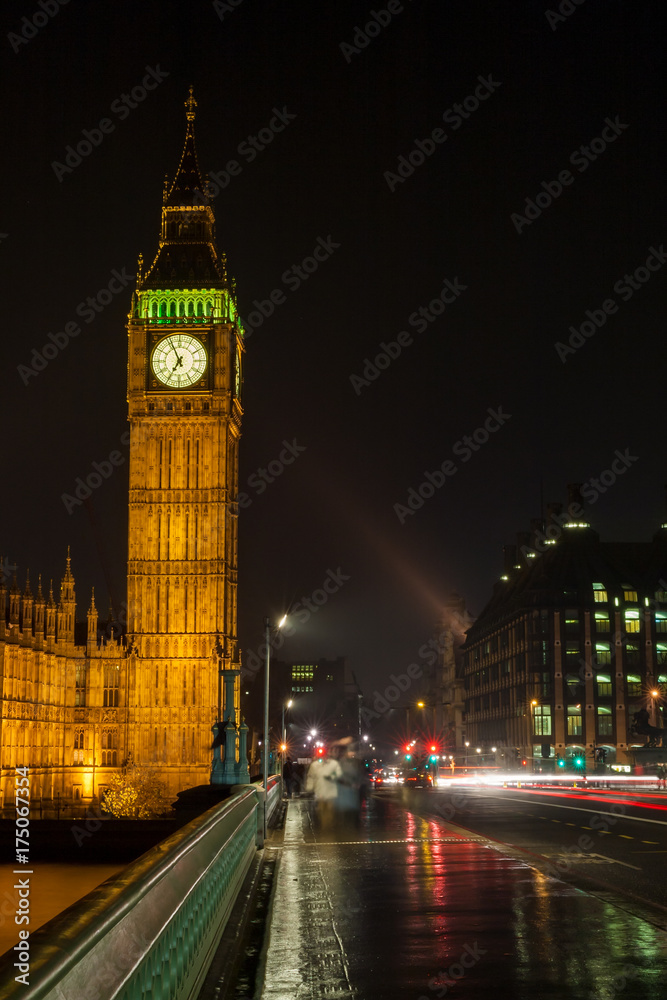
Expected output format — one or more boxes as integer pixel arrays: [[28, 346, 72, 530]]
[[462, 486, 667, 770]]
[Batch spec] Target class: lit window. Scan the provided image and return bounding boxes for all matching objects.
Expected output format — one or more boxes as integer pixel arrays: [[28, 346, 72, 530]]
[[626, 673, 642, 697], [623, 589, 638, 603], [594, 643, 611, 665], [656, 615, 667, 633], [291, 665, 314, 682], [657, 646, 667, 666], [533, 705, 552, 736], [595, 613, 610, 632], [596, 673, 612, 697], [567, 706, 582, 737], [625, 611, 640, 633], [597, 706, 613, 736], [593, 584, 607, 603]]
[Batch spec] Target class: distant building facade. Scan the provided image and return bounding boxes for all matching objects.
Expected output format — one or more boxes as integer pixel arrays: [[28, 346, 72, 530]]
[[461, 487, 667, 768], [272, 657, 359, 747]]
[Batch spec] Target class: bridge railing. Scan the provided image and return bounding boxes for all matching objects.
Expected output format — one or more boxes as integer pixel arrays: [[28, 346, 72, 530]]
[[0, 776, 282, 1000]]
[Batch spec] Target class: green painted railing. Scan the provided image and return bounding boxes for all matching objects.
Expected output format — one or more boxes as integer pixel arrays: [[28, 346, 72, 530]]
[[0, 777, 282, 1000]]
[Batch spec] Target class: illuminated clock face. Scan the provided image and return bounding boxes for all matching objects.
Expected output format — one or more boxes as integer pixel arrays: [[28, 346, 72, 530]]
[[151, 334, 207, 388]]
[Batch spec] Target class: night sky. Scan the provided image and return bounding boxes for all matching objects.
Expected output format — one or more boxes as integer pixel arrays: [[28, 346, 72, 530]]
[[2, 0, 665, 700]]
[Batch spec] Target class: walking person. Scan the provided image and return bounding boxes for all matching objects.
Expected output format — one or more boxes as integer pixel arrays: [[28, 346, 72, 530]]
[[305, 748, 343, 830], [282, 758, 294, 798]]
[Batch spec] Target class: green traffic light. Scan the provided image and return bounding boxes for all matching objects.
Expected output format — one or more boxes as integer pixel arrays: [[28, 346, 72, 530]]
[[405, 754, 412, 761]]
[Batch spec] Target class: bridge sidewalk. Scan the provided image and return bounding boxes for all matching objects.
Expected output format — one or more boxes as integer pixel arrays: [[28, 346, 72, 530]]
[[253, 793, 667, 1000]]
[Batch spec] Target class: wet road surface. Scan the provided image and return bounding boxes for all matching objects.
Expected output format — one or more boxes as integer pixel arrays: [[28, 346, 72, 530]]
[[398, 785, 667, 911], [257, 793, 667, 999]]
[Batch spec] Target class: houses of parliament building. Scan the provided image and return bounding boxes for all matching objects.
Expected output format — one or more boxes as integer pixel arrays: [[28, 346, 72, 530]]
[[0, 90, 246, 813]]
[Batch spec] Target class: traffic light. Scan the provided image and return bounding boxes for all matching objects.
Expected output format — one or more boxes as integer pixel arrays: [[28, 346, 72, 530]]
[[573, 755, 586, 772], [521, 759, 527, 767], [595, 748, 607, 763], [556, 755, 565, 768], [515, 748, 521, 759], [429, 754, 438, 762], [316, 746, 325, 757]]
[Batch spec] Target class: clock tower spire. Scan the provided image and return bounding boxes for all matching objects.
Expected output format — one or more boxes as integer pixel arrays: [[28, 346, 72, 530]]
[[125, 91, 244, 794]]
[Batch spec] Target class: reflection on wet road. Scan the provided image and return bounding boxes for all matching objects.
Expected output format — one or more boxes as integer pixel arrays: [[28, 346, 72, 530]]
[[259, 794, 667, 999]]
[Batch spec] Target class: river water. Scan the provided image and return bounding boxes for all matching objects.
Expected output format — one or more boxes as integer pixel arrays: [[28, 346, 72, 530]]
[[0, 862, 124, 958]]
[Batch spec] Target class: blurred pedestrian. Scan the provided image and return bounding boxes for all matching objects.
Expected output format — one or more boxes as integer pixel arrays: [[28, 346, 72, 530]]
[[282, 759, 294, 798], [335, 740, 362, 831], [305, 748, 343, 829], [292, 761, 305, 797]]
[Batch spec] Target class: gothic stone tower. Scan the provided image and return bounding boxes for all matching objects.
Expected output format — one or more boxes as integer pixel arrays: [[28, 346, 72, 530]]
[[125, 90, 244, 795]]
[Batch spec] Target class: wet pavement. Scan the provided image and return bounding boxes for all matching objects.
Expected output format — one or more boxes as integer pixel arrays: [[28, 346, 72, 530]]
[[257, 794, 667, 999]]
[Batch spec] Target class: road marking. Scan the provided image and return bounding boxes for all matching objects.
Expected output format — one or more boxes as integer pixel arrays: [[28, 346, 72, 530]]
[[592, 853, 642, 871], [641, 840, 660, 845], [565, 822, 576, 827], [599, 830, 612, 835], [619, 834, 634, 840], [581, 826, 592, 830], [551, 819, 561, 823], [496, 794, 667, 827]]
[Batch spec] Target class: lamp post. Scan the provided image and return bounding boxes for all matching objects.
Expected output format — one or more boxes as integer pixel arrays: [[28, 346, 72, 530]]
[[281, 698, 293, 765], [263, 614, 286, 840]]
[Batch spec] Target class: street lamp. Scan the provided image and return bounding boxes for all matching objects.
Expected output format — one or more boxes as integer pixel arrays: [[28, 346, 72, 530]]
[[282, 698, 293, 760], [263, 614, 287, 840]]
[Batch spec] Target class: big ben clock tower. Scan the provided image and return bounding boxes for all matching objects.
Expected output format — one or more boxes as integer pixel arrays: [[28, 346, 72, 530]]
[[125, 89, 244, 794]]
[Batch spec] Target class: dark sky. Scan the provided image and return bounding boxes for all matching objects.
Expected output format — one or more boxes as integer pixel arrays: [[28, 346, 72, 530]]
[[1, 0, 665, 699]]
